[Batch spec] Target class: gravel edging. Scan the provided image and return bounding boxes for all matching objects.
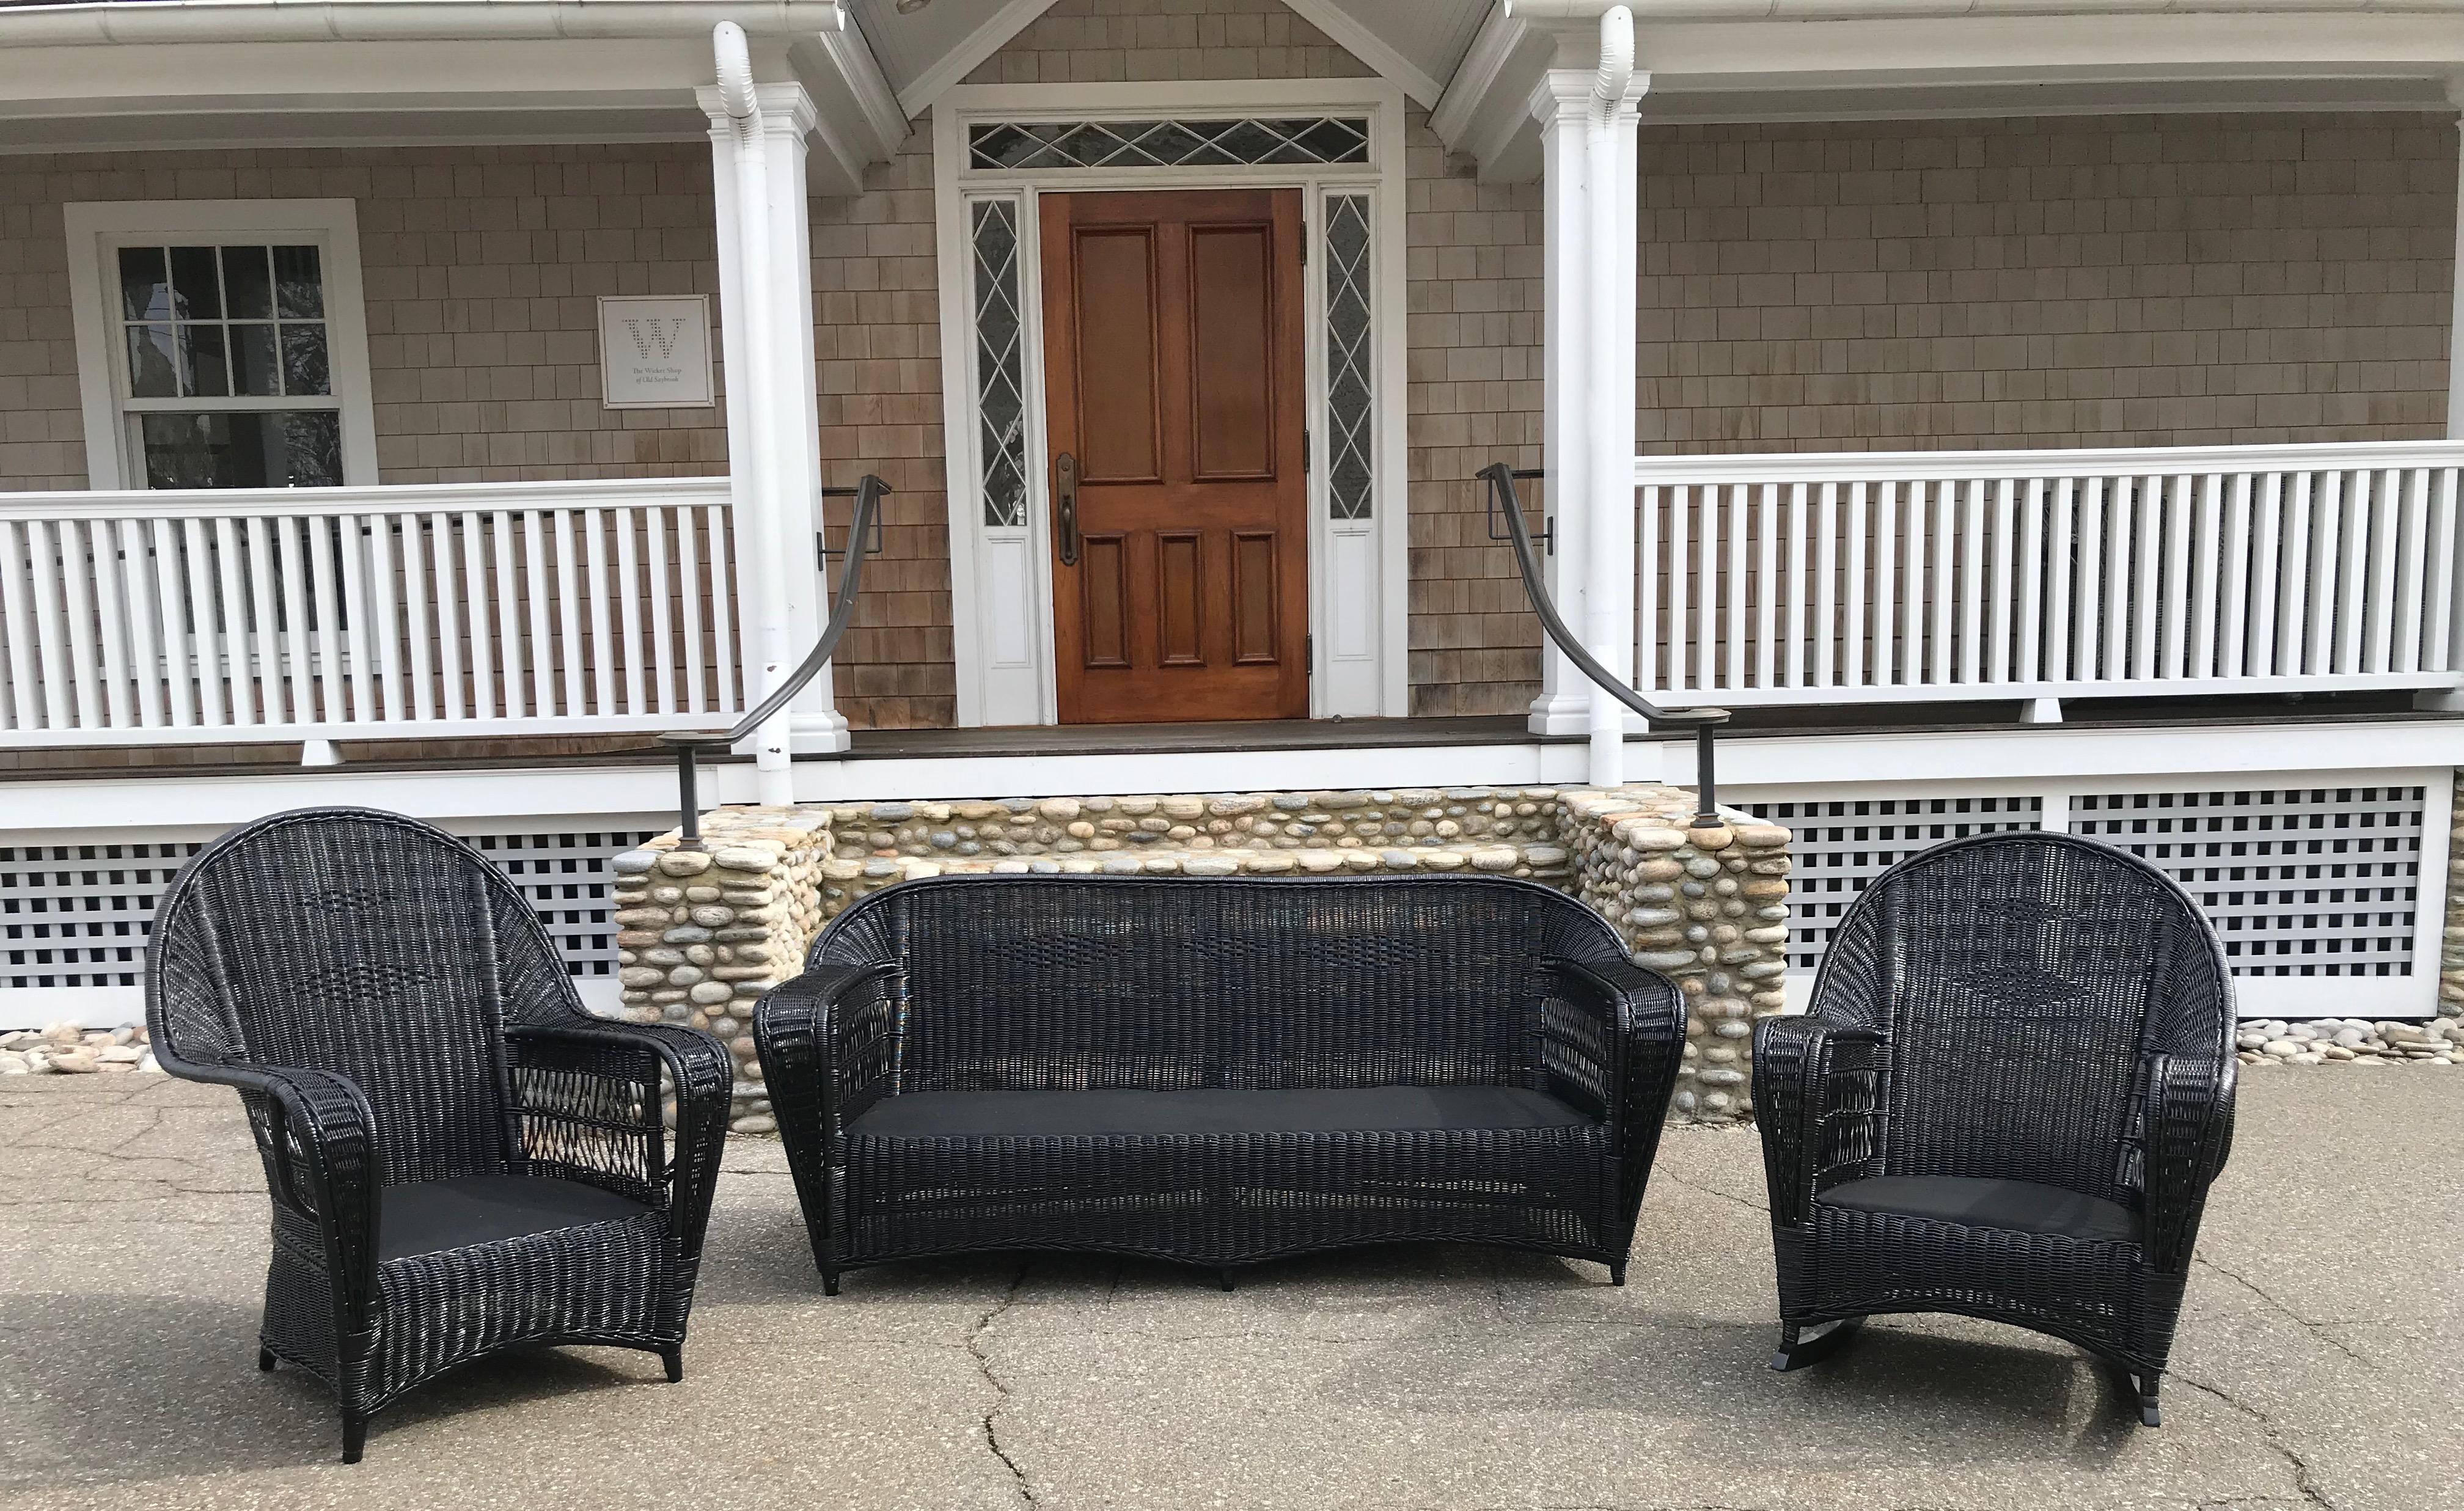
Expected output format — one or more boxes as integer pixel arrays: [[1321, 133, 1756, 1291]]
[[2235, 1015, 2462, 1067], [0, 1022, 162, 1076]]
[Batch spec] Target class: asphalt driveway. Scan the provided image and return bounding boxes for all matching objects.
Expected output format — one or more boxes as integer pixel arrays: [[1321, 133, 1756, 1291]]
[[1, 1071, 2452, 1510]]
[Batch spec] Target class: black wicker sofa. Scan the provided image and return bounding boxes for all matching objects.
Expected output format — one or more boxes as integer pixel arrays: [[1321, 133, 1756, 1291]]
[[755, 873, 1687, 1292]]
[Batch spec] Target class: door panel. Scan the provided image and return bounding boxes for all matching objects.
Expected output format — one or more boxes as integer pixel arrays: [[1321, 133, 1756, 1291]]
[[1232, 530, 1278, 664], [1071, 229, 1162, 484], [1079, 533, 1131, 668], [1188, 224, 1275, 480], [1157, 532, 1205, 666], [1041, 188, 1308, 724]]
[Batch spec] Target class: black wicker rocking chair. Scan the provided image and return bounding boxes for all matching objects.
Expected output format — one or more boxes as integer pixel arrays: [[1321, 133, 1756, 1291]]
[[1753, 832, 2236, 1427], [145, 807, 732, 1462]]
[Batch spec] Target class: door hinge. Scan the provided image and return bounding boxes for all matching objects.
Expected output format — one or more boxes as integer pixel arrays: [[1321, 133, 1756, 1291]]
[[1305, 632, 1314, 675], [1302, 429, 1311, 472], [1299, 235, 1308, 267]]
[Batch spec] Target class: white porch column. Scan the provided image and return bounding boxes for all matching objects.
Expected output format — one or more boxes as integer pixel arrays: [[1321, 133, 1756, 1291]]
[[2449, 101, 2464, 439], [702, 55, 845, 807], [1527, 70, 1597, 738], [2428, 98, 2464, 711], [1580, 13, 1643, 788]]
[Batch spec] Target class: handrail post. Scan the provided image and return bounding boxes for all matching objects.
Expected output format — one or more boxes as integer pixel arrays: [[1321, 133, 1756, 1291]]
[[673, 738, 705, 852], [1693, 722, 1720, 830]]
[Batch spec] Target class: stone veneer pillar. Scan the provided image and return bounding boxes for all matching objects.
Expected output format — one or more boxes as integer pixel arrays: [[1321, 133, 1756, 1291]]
[[606, 786, 1792, 1133]]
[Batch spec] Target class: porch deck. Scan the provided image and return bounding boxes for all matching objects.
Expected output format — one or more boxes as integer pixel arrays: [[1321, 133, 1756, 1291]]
[[4, 693, 2449, 783], [2, 1069, 2449, 1509]]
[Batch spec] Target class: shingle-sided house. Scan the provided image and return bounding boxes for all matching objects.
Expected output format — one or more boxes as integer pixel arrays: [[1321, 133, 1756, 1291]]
[[5, 0, 2462, 1042]]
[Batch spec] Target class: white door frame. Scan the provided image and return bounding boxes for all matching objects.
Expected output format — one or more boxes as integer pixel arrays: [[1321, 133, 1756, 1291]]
[[931, 78, 1409, 726]]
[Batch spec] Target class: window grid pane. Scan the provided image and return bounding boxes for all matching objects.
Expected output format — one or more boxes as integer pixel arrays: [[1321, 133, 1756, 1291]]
[[972, 197, 1028, 530], [1324, 194, 1374, 522], [968, 117, 1371, 172], [117, 243, 330, 403]]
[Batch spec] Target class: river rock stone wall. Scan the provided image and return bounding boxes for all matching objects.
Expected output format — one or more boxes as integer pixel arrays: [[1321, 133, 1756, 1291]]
[[606, 785, 1794, 1134]]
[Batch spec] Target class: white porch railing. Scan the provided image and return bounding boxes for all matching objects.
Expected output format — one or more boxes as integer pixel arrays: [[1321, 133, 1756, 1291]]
[[0, 477, 742, 746], [1635, 440, 2464, 708]]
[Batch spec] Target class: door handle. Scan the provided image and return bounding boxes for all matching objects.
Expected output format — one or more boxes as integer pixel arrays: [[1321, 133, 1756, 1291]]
[[1055, 452, 1080, 566]]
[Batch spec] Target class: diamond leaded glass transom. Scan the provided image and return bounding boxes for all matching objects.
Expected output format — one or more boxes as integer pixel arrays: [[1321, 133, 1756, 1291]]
[[969, 117, 1371, 172], [971, 198, 1027, 529], [1324, 194, 1373, 522]]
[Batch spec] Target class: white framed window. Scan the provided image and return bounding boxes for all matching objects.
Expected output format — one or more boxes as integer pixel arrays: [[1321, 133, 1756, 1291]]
[[62, 199, 379, 490]]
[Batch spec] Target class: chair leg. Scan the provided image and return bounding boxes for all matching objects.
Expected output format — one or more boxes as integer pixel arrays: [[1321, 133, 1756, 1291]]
[[257, 1346, 276, 1373], [1608, 1262, 1627, 1287], [821, 1267, 841, 1297], [340, 1413, 367, 1465], [1770, 1316, 1864, 1372], [2111, 1363, 2161, 1427], [661, 1345, 684, 1384], [1216, 1267, 1236, 1293]]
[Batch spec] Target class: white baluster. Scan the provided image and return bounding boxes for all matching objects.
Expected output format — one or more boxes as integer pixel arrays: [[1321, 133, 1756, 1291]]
[[245, 518, 283, 725], [647, 505, 678, 714], [585, 507, 615, 719], [707, 503, 737, 712]]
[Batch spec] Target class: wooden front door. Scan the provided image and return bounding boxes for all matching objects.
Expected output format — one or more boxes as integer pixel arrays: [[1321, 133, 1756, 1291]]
[[1039, 188, 1309, 724]]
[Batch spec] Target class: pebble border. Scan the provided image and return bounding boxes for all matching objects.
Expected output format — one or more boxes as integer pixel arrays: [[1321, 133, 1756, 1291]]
[[606, 785, 1795, 1133]]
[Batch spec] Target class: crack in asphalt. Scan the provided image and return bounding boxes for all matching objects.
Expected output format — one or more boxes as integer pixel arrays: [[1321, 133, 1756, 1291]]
[[2172, 1372, 2336, 1510], [968, 1260, 1036, 1507], [1654, 1169, 1770, 1217], [2191, 1256, 2371, 1367]]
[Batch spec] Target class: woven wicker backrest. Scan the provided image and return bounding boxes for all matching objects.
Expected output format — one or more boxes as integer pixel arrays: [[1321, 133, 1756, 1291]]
[[147, 808, 571, 1184], [815, 874, 1614, 1092], [1818, 832, 2231, 1202]]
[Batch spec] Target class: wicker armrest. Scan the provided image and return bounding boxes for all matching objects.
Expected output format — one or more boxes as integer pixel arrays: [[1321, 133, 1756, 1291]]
[[1549, 955, 1687, 1116], [507, 1020, 732, 1249], [1753, 1017, 1885, 1226], [1545, 945, 1687, 1232], [754, 961, 898, 1176], [2138, 1052, 2235, 1271], [170, 1058, 381, 1306]]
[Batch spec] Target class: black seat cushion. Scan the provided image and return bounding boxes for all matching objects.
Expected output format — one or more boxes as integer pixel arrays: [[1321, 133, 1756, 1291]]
[[848, 1085, 1591, 1141], [1816, 1175, 2139, 1245], [379, 1173, 652, 1262]]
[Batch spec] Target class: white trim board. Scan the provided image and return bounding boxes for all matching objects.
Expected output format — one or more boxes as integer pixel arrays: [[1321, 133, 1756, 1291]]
[[892, 0, 1060, 120], [62, 199, 381, 490], [12, 714, 2460, 832], [931, 77, 1413, 728]]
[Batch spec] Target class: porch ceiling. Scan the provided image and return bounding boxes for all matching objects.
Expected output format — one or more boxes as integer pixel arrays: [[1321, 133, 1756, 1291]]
[[0, 2, 905, 191], [1435, 2, 2464, 180]]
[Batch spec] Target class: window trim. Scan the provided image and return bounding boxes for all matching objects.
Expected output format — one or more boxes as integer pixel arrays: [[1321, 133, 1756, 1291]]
[[63, 199, 379, 489]]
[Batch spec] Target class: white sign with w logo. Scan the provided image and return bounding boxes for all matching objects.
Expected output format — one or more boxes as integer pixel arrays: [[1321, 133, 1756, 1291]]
[[596, 295, 714, 409]]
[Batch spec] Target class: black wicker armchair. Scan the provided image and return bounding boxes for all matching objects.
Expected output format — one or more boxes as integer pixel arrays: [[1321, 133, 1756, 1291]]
[[145, 808, 731, 1462], [757, 873, 1687, 1292], [1753, 832, 2236, 1425]]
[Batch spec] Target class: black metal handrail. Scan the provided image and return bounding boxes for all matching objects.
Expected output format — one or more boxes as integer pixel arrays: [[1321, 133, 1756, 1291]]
[[1476, 463, 1729, 829], [659, 473, 889, 850]]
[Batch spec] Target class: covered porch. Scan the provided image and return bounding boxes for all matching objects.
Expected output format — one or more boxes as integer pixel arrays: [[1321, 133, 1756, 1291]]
[[6, 0, 2464, 1030]]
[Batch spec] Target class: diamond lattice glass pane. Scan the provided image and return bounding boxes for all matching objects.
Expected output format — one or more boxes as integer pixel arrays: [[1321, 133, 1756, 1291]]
[[972, 199, 1028, 529], [970, 123, 1035, 170], [1324, 195, 1374, 521], [1297, 117, 1370, 163], [966, 117, 1374, 170], [1214, 120, 1284, 164]]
